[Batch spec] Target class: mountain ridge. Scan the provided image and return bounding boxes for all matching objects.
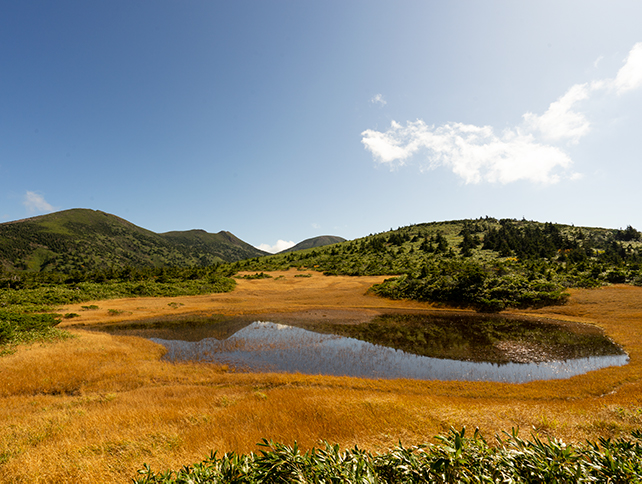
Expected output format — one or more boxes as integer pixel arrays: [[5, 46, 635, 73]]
[[0, 209, 268, 272], [278, 235, 347, 254]]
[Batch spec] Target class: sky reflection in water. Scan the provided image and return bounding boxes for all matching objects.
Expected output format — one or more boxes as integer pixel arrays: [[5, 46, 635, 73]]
[[152, 321, 628, 383]]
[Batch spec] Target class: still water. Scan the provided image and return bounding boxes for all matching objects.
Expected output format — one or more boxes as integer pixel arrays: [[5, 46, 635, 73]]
[[141, 317, 628, 383]]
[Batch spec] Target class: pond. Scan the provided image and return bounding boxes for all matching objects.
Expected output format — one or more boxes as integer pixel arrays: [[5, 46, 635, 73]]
[[91, 312, 628, 383]]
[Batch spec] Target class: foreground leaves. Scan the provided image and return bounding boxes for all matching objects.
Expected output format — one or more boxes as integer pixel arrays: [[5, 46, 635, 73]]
[[135, 428, 642, 483]]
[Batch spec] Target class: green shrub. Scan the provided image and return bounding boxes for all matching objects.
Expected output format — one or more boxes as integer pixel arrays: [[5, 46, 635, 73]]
[[0, 310, 61, 345], [134, 428, 642, 483]]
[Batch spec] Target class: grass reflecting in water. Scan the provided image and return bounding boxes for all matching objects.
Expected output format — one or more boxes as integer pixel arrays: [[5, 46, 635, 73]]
[[87, 311, 627, 383]]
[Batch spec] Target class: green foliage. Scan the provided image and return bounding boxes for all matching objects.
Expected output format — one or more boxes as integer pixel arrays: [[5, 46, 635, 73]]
[[0, 266, 236, 352], [236, 272, 273, 280], [135, 428, 642, 483], [370, 259, 569, 312], [0, 310, 61, 344], [614, 225, 641, 242]]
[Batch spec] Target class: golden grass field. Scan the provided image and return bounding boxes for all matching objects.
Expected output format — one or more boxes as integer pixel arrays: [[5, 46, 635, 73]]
[[2, 269, 642, 482]]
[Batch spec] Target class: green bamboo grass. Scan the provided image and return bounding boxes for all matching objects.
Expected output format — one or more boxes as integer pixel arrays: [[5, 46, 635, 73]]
[[135, 427, 642, 483]]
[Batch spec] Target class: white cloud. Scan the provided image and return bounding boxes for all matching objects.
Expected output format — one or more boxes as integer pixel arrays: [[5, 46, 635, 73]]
[[363, 120, 574, 184], [311, 223, 320, 229], [361, 42, 642, 185], [522, 83, 591, 144], [613, 42, 642, 94], [257, 240, 296, 254], [23, 191, 55, 214], [370, 93, 387, 106]]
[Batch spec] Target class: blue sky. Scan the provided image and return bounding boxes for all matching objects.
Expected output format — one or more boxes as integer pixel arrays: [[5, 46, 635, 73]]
[[1, 1, 641, 252]]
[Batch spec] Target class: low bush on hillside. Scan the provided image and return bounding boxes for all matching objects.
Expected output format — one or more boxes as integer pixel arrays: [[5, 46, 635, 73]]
[[0, 310, 61, 344], [135, 427, 642, 483], [0, 310, 71, 353]]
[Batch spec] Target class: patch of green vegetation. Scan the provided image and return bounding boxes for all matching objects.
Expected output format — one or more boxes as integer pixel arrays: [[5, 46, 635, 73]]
[[236, 272, 273, 280], [0, 309, 73, 355], [370, 261, 569, 312], [0, 310, 61, 344], [0, 265, 236, 353], [135, 428, 642, 483]]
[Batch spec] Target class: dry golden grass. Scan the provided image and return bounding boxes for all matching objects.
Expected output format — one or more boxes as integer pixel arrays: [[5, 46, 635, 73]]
[[2, 270, 642, 482]]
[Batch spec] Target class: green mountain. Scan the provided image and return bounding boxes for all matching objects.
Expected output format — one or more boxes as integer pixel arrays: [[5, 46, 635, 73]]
[[278, 235, 346, 254], [0, 209, 268, 272]]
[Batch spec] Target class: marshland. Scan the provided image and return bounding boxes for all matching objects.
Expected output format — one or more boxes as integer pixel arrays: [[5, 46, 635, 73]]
[[2, 217, 642, 482], [1, 271, 642, 482]]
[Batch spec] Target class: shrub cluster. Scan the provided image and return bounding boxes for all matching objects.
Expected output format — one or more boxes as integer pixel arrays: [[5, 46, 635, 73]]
[[371, 261, 569, 312], [0, 310, 60, 345], [135, 427, 642, 483]]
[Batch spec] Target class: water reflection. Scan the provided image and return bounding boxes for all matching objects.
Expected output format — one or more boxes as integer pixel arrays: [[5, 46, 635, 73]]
[[151, 321, 628, 383]]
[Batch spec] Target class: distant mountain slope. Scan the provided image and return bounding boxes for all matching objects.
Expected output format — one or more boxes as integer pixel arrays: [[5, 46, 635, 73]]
[[160, 229, 268, 263], [278, 236, 346, 254], [0, 209, 268, 272]]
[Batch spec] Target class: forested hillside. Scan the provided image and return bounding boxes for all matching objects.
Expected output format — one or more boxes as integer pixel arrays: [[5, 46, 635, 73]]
[[233, 218, 642, 311], [0, 209, 267, 272]]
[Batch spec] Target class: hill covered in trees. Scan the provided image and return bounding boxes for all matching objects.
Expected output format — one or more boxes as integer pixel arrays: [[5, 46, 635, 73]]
[[233, 218, 642, 311], [0, 209, 268, 272]]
